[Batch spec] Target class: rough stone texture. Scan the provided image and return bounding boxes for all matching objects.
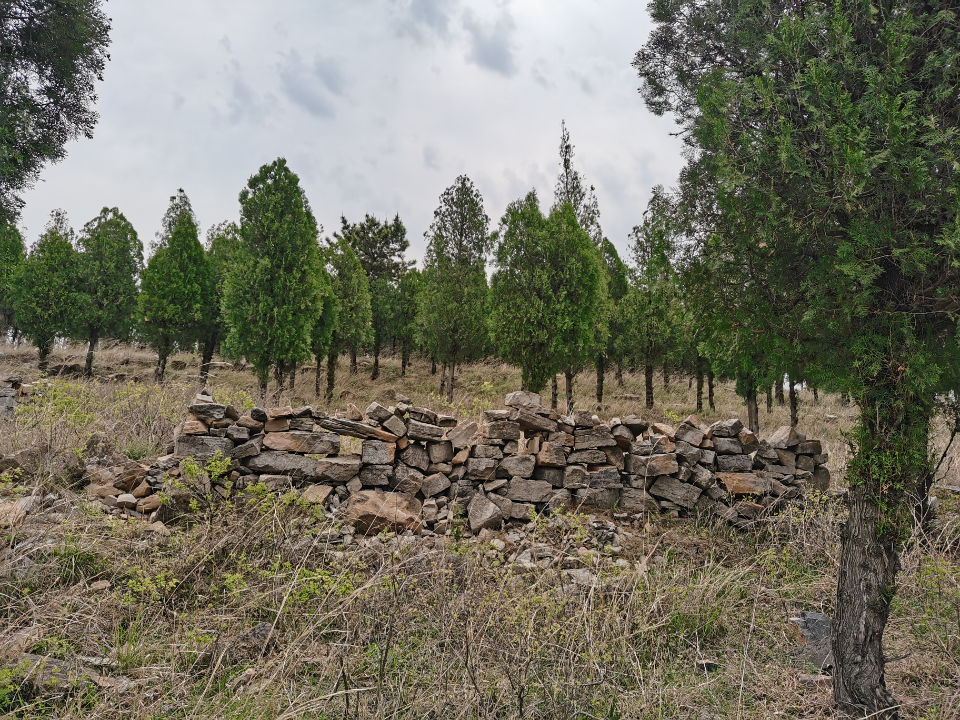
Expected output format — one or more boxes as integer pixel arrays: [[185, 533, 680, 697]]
[[517, 410, 558, 433], [361, 440, 396, 465], [175, 435, 235, 460], [717, 472, 771, 496], [588, 466, 622, 489], [768, 425, 804, 449], [507, 477, 555, 503], [446, 421, 479, 449], [467, 493, 503, 531], [246, 451, 321, 478], [504, 390, 542, 411], [421, 472, 451, 498], [568, 449, 608, 464], [484, 420, 521, 440], [675, 424, 704, 447], [231, 436, 263, 459], [620, 488, 661, 513], [316, 456, 362, 484], [427, 441, 454, 464], [393, 464, 425, 495], [737, 429, 760, 454], [466, 457, 497, 482], [649, 476, 702, 509], [716, 454, 753, 473], [563, 464, 589, 489], [346, 490, 423, 534], [498, 454, 535, 478], [407, 419, 444, 442], [535, 442, 566, 468], [381, 414, 407, 437], [573, 428, 617, 450], [796, 440, 822, 455], [630, 453, 679, 477], [400, 444, 430, 471], [712, 437, 743, 455], [359, 464, 393, 487], [300, 484, 333, 504], [364, 401, 393, 423], [315, 416, 399, 442], [710, 418, 743, 437], [263, 431, 340, 455]]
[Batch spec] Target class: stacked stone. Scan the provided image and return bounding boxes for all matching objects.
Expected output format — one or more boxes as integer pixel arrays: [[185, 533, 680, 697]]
[[753, 425, 831, 492], [0, 374, 21, 419]]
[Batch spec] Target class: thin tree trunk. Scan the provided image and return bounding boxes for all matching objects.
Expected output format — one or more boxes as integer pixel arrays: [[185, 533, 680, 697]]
[[707, 367, 715, 411], [401, 348, 409, 377], [84, 330, 98, 377], [257, 376, 268, 404], [440, 362, 448, 396], [199, 338, 214, 383], [289, 365, 296, 391], [743, 377, 759, 433], [371, 342, 380, 380], [595, 355, 605, 405], [272, 365, 286, 405], [812, 387, 819, 404], [695, 356, 704, 413], [315, 356, 322, 397], [155, 336, 170, 383], [644, 363, 654, 410], [38, 339, 52, 374], [615, 363, 624, 387], [688, 375, 692, 389], [551, 375, 558, 410], [430, 356, 436, 375], [326, 351, 337, 404], [663, 362, 670, 388], [447, 360, 455, 403], [349, 348, 357, 374], [789, 379, 798, 427], [775, 377, 785, 405], [766, 385, 773, 413], [564, 368, 574, 413], [833, 385, 929, 718]]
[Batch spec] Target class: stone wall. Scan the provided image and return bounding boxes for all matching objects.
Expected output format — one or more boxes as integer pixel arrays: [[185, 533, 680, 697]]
[[91, 389, 831, 534], [0, 374, 21, 420]]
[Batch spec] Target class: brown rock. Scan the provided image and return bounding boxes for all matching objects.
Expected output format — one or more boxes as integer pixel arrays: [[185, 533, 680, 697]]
[[768, 425, 804, 449], [300, 484, 333, 505], [631, 453, 679, 477], [263, 431, 340, 455], [445, 421, 478, 450], [345, 490, 423, 534], [181, 419, 208, 435], [717, 472, 771, 496], [535, 442, 566, 468], [648, 476, 702, 508]]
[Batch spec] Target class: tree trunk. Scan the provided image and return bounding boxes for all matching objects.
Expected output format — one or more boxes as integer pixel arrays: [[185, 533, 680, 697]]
[[326, 351, 337, 404], [430, 356, 437, 375], [663, 362, 670, 388], [401, 348, 409, 377], [371, 342, 380, 381], [447, 360, 455, 403], [564, 368, 574, 413], [766, 385, 773, 413], [644, 363, 654, 409], [257, 376, 268, 404], [272, 365, 286, 405], [37, 339, 52, 374], [707, 367, 715, 411], [745, 381, 759, 433], [155, 337, 170, 383], [349, 348, 357, 374], [775, 377, 785, 405], [289, 365, 296, 391], [551, 375, 558, 410], [616, 363, 624, 387], [595, 355, 605, 406], [440, 362, 448, 397], [813, 387, 819, 404], [315, 356, 322, 397], [833, 383, 930, 718], [789, 380, 799, 427], [688, 375, 692, 389], [695, 357, 704, 413], [199, 338, 214, 383], [84, 330, 98, 378]]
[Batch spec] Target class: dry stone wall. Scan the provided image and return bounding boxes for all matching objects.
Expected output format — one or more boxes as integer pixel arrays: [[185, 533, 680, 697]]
[[97, 389, 831, 534], [0, 374, 21, 419]]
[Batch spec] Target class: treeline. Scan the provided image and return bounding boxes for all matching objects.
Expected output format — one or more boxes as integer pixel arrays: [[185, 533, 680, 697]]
[[0, 123, 799, 419]]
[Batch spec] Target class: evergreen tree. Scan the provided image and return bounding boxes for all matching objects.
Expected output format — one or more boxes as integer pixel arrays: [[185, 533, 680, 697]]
[[196, 221, 241, 380], [75, 207, 143, 375], [553, 120, 602, 245], [324, 237, 372, 403], [139, 197, 208, 382], [0, 221, 25, 337], [334, 213, 411, 379], [10, 210, 83, 370], [312, 288, 336, 398], [222, 159, 327, 401], [394, 267, 421, 377], [595, 238, 628, 405], [636, 2, 960, 712], [418, 175, 490, 401]]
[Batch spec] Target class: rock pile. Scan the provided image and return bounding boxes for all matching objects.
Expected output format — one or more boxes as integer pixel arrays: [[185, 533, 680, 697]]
[[0, 374, 21, 419], [88, 390, 830, 533]]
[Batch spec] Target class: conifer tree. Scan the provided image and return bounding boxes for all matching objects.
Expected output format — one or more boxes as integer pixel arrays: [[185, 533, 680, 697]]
[[324, 237, 372, 403], [0, 221, 25, 337], [139, 194, 209, 382], [222, 159, 327, 401], [418, 175, 490, 401], [394, 267, 421, 377], [10, 211, 83, 371], [198, 221, 241, 380], [75, 207, 143, 375]]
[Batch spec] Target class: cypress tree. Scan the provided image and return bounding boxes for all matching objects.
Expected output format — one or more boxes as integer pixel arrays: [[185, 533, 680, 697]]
[[0, 221, 25, 337], [323, 237, 372, 403]]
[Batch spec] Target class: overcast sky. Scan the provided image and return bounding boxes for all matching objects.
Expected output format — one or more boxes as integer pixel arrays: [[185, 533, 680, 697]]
[[20, 0, 684, 263]]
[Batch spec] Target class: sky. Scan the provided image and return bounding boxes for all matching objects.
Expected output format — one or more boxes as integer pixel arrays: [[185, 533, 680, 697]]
[[19, 0, 685, 264]]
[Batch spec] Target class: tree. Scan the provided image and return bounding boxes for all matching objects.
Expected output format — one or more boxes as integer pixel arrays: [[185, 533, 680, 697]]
[[394, 267, 421, 377], [0, 221, 25, 337], [596, 238, 628, 405], [139, 198, 208, 382], [554, 120, 602, 245], [324, 237, 372, 403], [419, 175, 490, 401], [336, 213, 411, 379], [10, 210, 82, 370], [198, 221, 241, 381], [75, 207, 143, 375], [311, 288, 336, 398], [636, 2, 960, 714], [222, 158, 327, 401], [0, 0, 111, 222]]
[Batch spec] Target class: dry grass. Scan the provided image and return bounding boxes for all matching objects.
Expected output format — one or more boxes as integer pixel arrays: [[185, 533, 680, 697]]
[[1, 341, 959, 719]]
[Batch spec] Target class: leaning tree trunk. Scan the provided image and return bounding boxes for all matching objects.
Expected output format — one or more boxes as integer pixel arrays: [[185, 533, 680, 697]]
[[325, 350, 337, 404], [439, 362, 448, 397], [695, 357, 704, 413], [595, 355, 605, 406], [789, 380, 799, 427], [430, 356, 437, 375], [84, 330, 99, 378], [272, 365, 287, 405], [812, 387, 819, 404], [371, 341, 380, 381], [564, 368, 574, 413], [289, 365, 296, 392], [644, 363, 654, 409], [833, 382, 930, 718], [551, 375, 558, 410]]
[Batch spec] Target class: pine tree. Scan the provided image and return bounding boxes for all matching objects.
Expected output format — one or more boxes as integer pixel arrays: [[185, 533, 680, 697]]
[[75, 207, 143, 375], [0, 221, 25, 337], [394, 267, 421, 377], [324, 237, 372, 403], [139, 196, 208, 382], [419, 175, 490, 401], [222, 159, 327, 401], [199, 221, 241, 380], [10, 211, 83, 371]]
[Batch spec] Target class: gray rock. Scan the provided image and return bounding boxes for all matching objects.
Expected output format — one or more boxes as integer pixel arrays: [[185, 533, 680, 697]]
[[392, 464, 425, 495], [498, 454, 535, 478], [361, 439, 396, 465], [400, 443, 430, 471], [421, 472, 451, 498], [716, 454, 753, 473], [407, 419, 444, 441], [649, 476, 702, 508], [630, 453, 679, 477], [506, 477, 554, 503], [360, 464, 393, 487], [175, 434, 235, 460], [467, 494, 503, 531]]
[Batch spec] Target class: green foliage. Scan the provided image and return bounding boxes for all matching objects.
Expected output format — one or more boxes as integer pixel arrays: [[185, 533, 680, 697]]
[[199, 221, 241, 366], [74, 207, 143, 367], [553, 121, 602, 245], [0, 219, 25, 332], [222, 158, 329, 388], [138, 197, 209, 379], [10, 210, 83, 367], [0, 0, 111, 221], [418, 175, 491, 374], [325, 237, 372, 358]]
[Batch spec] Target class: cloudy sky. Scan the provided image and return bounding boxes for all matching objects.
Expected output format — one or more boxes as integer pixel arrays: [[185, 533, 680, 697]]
[[20, 0, 684, 263]]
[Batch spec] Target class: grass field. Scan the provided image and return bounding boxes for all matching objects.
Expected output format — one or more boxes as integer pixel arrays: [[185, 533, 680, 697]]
[[1, 342, 958, 719]]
